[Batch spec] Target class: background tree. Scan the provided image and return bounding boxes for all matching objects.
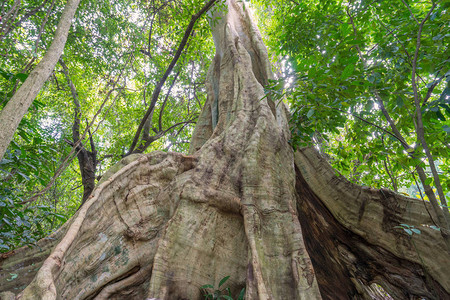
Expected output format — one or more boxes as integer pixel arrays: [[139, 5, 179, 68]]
[[0, 0, 81, 160], [0, 0, 214, 251]]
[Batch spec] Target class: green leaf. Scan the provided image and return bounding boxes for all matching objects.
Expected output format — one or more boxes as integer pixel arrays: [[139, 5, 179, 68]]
[[201, 284, 214, 289], [224, 287, 231, 296], [341, 64, 355, 80], [15, 73, 28, 82], [439, 87, 450, 101], [436, 110, 446, 121], [17, 171, 30, 181], [396, 96, 404, 108], [52, 214, 67, 222], [340, 22, 350, 36], [237, 288, 246, 300], [218, 276, 230, 288], [306, 109, 314, 118], [0, 69, 14, 80], [348, 39, 363, 45], [7, 273, 18, 281], [411, 228, 421, 234], [0, 159, 13, 165], [404, 228, 413, 235]]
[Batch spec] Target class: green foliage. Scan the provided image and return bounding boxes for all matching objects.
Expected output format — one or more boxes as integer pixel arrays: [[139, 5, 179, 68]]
[[255, 0, 450, 198], [201, 276, 245, 300], [0, 0, 215, 252], [0, 187, 68, 252], [395, 223, 422, 236], [0, 127, 74, 251]]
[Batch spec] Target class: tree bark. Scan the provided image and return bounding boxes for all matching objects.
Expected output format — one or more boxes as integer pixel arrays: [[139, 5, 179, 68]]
[[0, 0, 81, 161], [0, 1, 449, 299], [60, 59, 97, 204], [294, 148, 449, 299]]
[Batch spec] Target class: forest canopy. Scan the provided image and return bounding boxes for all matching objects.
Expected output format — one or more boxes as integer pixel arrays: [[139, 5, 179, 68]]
[[0, 0, 449, 255]]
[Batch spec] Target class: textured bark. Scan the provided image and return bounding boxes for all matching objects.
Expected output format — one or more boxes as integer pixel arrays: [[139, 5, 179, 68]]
[[1, 1, 449, 299], [294, 148, 449, 299], [0, 0, 81, 161]]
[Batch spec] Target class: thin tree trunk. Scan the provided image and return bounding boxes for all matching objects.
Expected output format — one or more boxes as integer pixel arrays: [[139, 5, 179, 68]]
[[0, 0, 81, 161], [60, 59, 97, 204]]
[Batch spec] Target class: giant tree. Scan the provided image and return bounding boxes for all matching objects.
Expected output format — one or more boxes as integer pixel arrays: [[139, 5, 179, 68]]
[[0, 0, 449, 299]]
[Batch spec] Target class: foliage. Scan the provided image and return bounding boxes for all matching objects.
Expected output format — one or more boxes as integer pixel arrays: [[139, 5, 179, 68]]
[[0, 0, 215, 251], [255, 0, 450, 201], [0, 97, 75, 251], [201, 276, 246, 300]]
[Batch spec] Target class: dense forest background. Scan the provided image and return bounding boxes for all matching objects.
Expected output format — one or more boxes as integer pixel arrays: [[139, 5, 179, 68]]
[[0, 0, 449, 253]]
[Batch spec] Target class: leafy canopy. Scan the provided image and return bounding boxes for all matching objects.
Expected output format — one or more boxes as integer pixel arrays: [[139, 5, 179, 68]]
[[255, 0, 449, 197]]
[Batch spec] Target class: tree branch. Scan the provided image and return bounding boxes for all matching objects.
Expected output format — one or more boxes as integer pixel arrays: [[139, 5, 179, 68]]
[[133, 117, 197, 154], [341, 4, 449, 233], [127, 0, 218, 155], [24, 53, 132, 205], [0, 0, 21, 39], [422, 65, 446, 106], [400, 0, 419, 25], [0, 0, 50, 40], [34, 0, 56, 56], [381, 136, 398, 192], [59, 59, 81, 143], [410, 1, 449, 223], [326, 104, 405, 146], [159, 70, 180, 132]]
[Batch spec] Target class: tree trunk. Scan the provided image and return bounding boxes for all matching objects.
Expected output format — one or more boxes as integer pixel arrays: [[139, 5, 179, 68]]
[[0, 1, 448, 299], [60, 59, 98, 204], [0, 0, 81, 161]]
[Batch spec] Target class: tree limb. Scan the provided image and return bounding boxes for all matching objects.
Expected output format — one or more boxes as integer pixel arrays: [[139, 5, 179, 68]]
[[411, 1, 449, 220], [0, 0, 50, 40], [400, 0, 419, 25], [158, 70, 180, 132], [127, 0, 218, 155], [23, 53, 132, 205], [34, 0, 56, 56]]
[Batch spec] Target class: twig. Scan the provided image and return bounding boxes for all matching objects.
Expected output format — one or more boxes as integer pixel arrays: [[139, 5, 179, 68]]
[[326, 104, 408, 149], [400, 0, 419, 25], [34, 0, 56, 56], [158, 71, 180, 132]]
